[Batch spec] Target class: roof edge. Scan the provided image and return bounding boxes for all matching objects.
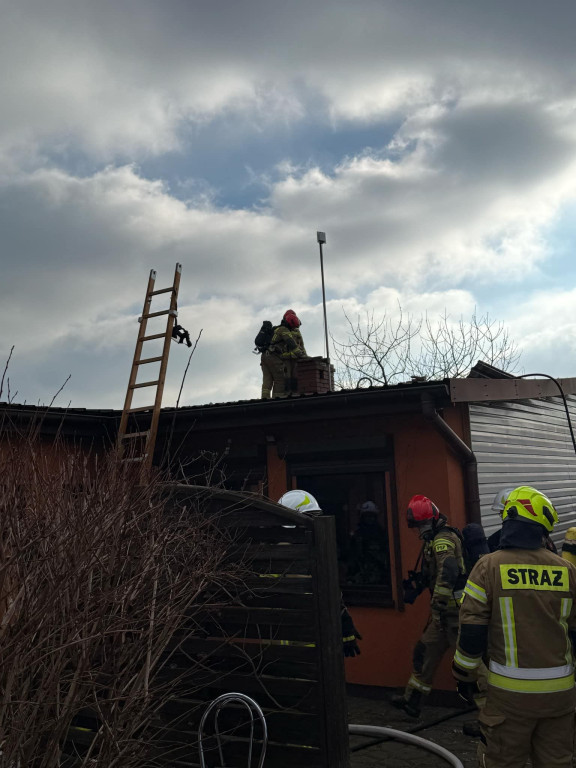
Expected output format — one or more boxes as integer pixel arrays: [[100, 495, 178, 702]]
[[450, 376, 576, 403]]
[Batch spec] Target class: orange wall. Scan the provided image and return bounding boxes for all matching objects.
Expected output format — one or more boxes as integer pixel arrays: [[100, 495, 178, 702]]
[[345, 405, 468, 689], [266, 443, 287, 501], [265, 404, 470, 690]]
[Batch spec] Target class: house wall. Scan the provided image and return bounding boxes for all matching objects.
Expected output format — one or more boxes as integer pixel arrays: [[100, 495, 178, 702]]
[[0, 435, 81, 470], [1, 396, 473, 692], [179, 402, 471, 690], [342, 405, 469, 689]]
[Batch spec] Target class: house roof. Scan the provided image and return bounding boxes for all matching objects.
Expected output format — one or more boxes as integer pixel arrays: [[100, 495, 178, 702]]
[[0, 379, 451, 437], [2, 366, 576, 435]]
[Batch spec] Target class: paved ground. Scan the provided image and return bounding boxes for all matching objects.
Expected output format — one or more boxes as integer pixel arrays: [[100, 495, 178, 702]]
[[347, 693, 480, 768], [347, 692, 576, 767]]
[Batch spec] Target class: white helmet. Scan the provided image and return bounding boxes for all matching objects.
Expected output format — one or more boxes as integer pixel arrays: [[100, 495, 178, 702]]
[[491, 487, 516, 513], [278, 489, 322, 515]]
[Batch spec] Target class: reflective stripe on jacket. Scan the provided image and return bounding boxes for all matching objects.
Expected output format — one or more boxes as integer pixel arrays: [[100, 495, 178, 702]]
[[456, 547, 576, 717]]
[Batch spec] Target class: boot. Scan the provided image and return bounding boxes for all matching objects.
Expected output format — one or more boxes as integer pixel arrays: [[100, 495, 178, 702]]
[[390, 690, 422, 718]]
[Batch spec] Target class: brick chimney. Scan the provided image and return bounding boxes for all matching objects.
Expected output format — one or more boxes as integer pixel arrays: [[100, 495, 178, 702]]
[[295, 357, 334, 395]]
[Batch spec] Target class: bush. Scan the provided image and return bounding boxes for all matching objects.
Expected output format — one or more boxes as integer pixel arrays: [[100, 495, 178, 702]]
[[0, 435, 241, 767]]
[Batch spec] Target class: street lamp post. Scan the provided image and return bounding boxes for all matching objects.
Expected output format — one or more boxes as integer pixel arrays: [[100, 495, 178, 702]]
[[316, 231, 331, 389]]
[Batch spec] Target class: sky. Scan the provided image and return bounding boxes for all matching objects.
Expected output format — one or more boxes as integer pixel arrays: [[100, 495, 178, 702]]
[[2, 0, 576, 408]]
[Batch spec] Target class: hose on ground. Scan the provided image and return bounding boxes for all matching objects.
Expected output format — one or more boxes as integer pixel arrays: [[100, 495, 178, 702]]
[[349, 724, 465, 768], [350, 705, 476, 752]]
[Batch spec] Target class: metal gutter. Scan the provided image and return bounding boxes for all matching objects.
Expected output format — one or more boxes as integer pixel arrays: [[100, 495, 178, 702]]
[[421, 393, 481, 524]]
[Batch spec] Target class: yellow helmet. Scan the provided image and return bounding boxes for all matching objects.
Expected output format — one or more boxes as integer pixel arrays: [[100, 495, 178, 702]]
[[502, 486, 558, 533]]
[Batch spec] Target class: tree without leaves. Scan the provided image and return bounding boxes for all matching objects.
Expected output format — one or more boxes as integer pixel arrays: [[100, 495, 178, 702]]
[[332, 306, 520, 388]]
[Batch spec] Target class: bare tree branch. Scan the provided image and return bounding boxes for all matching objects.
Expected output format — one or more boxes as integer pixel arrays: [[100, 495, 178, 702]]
[[333, 306, 520, 387], [0, 346, 14, 400], [163, 328, 203, 467]]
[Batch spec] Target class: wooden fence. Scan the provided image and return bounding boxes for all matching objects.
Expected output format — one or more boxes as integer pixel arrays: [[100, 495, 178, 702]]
[[63, 485, 350, 768]]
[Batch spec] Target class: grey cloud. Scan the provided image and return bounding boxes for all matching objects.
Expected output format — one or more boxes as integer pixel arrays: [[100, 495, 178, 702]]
[[0, 166, 322, 367], [3, 0, 576, 158], [430, 102, 576, 185], [4, 0, 576, 406], [1, 294, 330, 408]]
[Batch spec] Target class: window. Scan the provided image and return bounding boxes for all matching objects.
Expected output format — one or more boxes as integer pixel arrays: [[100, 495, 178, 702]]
[[292, 466, 397, 607]]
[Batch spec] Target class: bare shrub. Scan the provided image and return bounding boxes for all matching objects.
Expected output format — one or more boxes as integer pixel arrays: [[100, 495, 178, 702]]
[[0, 436, 242, 767]]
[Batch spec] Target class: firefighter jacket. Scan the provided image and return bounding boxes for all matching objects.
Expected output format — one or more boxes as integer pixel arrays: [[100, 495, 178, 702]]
[[421, 525, 467, 616], [454, 547, 576, 718], [270, 325, 307, 359]]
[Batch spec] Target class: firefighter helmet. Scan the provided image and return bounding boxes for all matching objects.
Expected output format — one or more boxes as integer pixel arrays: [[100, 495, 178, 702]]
[[406, 495, 440, 527], [491, 486, 516, 513], [502, 486, 558, 533], [283, 309, 301, 329], [278, 489, 321, 515]]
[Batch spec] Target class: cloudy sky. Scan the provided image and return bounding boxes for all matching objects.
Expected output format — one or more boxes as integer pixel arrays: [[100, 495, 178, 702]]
[[2, 0, 576, 408]]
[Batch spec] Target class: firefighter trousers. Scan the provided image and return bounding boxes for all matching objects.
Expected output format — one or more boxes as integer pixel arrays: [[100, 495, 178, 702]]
[[260, 353, 287, 398], [478, 706, 575, 767], [405, 611, 459, 697]]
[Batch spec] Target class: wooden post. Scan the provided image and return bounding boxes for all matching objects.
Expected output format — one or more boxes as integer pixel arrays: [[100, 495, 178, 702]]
[[311, 515, 350, 768]]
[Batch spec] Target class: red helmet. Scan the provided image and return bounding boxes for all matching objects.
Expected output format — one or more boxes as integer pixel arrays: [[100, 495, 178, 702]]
[[283, 309, 301, 329], [406, 495, 440, 527]]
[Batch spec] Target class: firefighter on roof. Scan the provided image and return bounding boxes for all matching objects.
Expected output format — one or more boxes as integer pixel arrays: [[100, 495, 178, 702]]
[[453, 485, 576, 768], [392, 494, 467, 718], [261, 310, 307, 398]]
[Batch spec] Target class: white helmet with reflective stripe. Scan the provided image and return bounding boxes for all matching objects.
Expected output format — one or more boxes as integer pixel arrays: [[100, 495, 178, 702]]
[[278, 489, 322, 515], [491, 487, 516, 513]]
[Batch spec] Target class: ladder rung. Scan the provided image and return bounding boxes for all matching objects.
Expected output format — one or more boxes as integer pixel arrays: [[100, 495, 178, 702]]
[[135, 356, 163, 365], [127, 405, 155, 413], [139, 332, 166, 342], [130, 380, 160, 389], [149, 287, 174, 296], [121, 431, 150, 440], [122, 456, 148, 463], [140, 310, 176, 320]]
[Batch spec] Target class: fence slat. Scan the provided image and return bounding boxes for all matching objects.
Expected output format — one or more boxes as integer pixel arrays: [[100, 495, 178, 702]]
[[169, 636, 318, 664]]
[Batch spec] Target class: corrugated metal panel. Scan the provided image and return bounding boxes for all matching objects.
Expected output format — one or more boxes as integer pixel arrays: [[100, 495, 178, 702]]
[[469, 397, 576, 545]]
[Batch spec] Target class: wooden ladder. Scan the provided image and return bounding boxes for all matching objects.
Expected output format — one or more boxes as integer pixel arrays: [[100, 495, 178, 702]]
[[117, 263, 182, 473]]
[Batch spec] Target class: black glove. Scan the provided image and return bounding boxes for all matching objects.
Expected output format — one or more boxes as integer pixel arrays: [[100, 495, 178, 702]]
[[456, 679, 480, 706], [402, 570, 426, 604], [343, 637, 361, 657], [341, 607, 362, 657]]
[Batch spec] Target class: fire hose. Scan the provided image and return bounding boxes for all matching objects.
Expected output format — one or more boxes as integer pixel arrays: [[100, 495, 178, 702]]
[[348, 724, 465, 768]]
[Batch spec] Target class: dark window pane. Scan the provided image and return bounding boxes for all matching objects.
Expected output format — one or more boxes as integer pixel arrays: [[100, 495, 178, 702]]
[[293, 472, 392, 597]]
